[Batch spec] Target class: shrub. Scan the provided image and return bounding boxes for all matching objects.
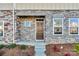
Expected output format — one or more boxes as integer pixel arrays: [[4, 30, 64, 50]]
[[20, 45, 27, 50], [53, 45, 60, 52], [0, 44, 5, 49], [64, 52, 71, 56], [74, 43, 79, 53], [6, 44, 17, 49]]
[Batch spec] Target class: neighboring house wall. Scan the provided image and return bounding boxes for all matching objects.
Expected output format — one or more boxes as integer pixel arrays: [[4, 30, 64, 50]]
[[0, 10, 13, 44], [15, 10, 79, 44]]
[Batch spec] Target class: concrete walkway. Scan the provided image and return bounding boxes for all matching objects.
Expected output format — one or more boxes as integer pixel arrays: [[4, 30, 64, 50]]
[[35, 41, 46, 56], [16, 40, 46, 56]]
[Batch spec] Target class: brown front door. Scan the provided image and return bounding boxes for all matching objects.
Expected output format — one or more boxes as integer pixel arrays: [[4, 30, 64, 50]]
[[36, 18, 44, 40]]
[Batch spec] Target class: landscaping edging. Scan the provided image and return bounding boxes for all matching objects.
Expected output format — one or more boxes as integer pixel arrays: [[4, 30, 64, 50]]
[[0, 44, 35, 56], [45, 43, 79, 56]]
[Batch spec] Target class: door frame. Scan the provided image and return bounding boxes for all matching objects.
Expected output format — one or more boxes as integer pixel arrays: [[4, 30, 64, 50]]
[[35, 17, 45, 41]]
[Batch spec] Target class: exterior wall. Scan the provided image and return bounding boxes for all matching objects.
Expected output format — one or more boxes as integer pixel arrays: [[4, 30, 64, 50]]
[[15, 10, 79, 44], [15, 16, 36, 42], [0, 3, 79, 44], [0, 10, 13, 44]]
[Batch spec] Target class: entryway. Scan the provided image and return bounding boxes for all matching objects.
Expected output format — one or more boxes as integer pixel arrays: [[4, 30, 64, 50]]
[[17, 16, 45, 41], [16, 16, 46, 56], [36, 18, 45, 41]]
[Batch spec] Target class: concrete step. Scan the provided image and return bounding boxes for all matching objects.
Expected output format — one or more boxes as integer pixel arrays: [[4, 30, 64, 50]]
[[35, 52, 45, 55], [35, 48, 45, 51], [35, 45, 45, 48], [35, 41, 46, 56], [35, 48, 46, 56]]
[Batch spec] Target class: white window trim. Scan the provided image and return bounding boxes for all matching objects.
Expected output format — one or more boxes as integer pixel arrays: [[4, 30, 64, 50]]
[[53, 18, 63, 35], [3, 21, 4, 38], [69, 18, 79, 35], [0, 21, 4, 38], [78, 18, 79, 35], [69, 18, 70, 35]]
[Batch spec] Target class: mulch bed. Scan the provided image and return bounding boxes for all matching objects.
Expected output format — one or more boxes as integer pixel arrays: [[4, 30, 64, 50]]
[[0, 45, 35, 56], [45, 43, 79, 56]]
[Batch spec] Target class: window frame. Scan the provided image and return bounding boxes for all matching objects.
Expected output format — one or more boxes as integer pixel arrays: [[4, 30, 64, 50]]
[[53, 18, 64, 35], [0, 21, 4, 37]]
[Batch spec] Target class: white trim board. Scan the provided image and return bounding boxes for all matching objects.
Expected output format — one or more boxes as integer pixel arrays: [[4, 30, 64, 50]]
[[15, 3, 79, 10]]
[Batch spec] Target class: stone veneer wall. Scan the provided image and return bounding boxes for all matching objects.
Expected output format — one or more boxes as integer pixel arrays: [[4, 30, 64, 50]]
[[15, 16, 36, 42], [0, 10, 13, 44], [15, 10, 79, 44]]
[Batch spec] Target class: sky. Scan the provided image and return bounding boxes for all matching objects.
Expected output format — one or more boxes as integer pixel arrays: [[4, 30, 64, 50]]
[[70, 18, 78, 23]]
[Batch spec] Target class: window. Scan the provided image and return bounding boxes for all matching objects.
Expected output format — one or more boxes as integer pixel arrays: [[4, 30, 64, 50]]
[[0, 21, 4, 36], [23, 21, 32, 27], [53, 18, 63, 34], [69, 18, 79, 34]]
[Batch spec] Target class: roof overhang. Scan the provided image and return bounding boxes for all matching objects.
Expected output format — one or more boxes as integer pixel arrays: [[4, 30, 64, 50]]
[[0, 3, 13, 10], [15, 3, 79, 10], [0, 3, 79, 10]]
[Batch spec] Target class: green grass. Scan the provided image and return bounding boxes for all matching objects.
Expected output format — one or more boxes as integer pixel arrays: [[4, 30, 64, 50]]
[[0, 44, 29, 50], [73, 43, 79, 53], [19, 45, 27, 50], [0, 44, 5, 49]]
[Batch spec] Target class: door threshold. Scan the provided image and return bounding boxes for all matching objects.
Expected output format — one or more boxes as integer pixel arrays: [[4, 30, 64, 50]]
[[36, 39, 45, 42]]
